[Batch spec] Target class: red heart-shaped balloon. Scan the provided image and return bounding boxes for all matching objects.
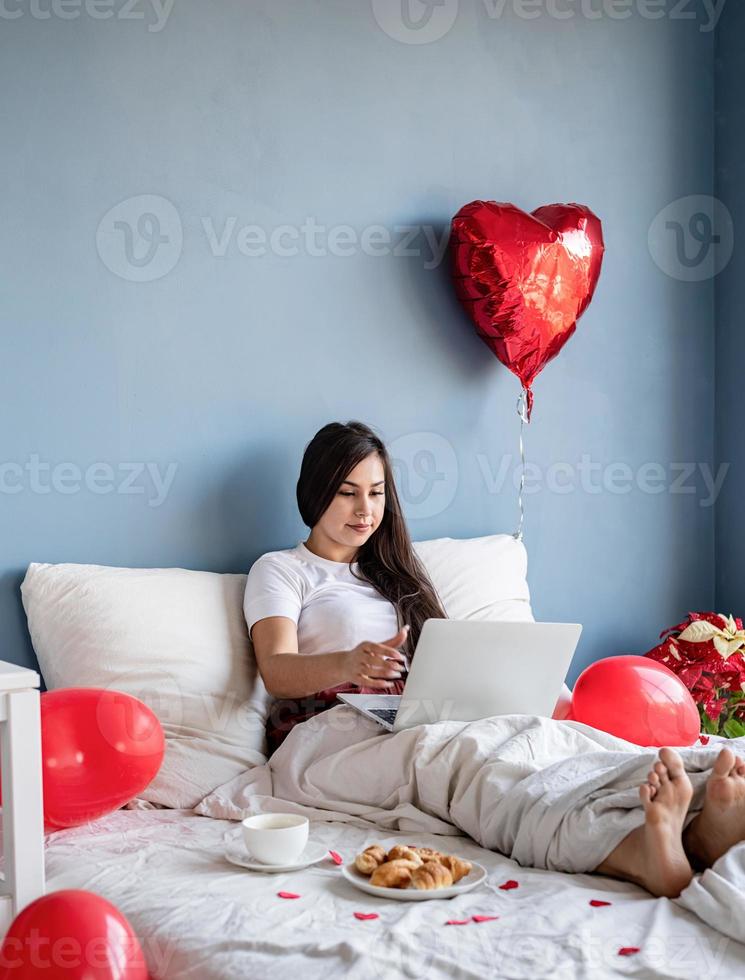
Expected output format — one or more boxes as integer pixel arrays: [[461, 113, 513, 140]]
[[451, 201, 605, 418]]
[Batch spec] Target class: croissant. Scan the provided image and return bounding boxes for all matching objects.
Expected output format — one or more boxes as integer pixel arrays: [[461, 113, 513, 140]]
[[370, 861, 413, 888], [354, 845, 387, 876], [386, 845, 423, 866], [411, 860, 454, 890], [408, 845, 445, 864], [440, 854, 472, 884], [384, 858, 421, 872]]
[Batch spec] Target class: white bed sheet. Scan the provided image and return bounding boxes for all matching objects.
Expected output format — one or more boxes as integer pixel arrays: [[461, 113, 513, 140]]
[[39, 808, 744, 980]]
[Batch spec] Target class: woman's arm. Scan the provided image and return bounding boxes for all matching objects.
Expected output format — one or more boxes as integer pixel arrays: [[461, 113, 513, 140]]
[[251, 616, 406, 699]]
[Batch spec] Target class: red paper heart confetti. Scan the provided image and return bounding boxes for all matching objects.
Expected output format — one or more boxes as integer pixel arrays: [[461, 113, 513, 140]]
[[618, 947, 641, 957], [445, 919, 471, 926], [329, 850, 343, 865], [471, 915, 500, 923], [277, 892, 300, 900], [589, 900, 612, 907], [700, 735, 710, 745], [499, 880, 519, 890], [353, 912, 379, 921]]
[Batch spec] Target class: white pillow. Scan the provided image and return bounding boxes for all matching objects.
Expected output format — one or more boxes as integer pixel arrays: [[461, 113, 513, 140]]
[[413, 535, 572, 703], [21, 563, 271, 809], [413, 532, 534, 622]]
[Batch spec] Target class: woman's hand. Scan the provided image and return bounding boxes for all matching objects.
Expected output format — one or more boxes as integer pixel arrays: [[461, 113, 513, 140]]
[[344, 625, 410, 689]]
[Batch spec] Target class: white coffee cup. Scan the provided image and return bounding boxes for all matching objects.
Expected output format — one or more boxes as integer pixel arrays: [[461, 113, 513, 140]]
[[241, 814, 309, 865]]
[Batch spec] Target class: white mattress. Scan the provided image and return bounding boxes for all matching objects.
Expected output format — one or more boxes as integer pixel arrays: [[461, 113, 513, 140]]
[[39, 808, 745, 979]]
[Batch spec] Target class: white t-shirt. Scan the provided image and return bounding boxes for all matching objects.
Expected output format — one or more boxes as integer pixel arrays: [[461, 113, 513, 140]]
[[243, 540, 400, 654]]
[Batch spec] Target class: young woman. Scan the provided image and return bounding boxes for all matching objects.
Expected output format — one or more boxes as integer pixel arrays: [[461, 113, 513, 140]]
[[246, 419, 745, 899], [244, 419, 447, 755]]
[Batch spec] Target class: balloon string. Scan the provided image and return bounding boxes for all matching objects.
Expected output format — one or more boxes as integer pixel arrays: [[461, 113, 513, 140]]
[[514, 388, 530, 542]]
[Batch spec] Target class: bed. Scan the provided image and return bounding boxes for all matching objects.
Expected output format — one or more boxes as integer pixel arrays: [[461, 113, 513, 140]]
[[39, 806, 744, 979], [11, 533, 745, 978]]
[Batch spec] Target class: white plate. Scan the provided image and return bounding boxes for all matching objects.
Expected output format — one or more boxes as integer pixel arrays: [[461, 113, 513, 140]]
[[341, 860, 488, 901], [224, 839, 330, 873]]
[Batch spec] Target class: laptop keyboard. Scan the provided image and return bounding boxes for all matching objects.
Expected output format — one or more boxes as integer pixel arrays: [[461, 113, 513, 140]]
[[369, 708, 399, 726]]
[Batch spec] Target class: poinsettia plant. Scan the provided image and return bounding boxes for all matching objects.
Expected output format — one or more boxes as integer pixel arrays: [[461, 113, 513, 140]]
[[644, 612, 745, 738]]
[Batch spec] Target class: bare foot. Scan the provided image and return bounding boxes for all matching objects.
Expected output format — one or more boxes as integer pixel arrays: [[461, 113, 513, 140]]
[[595, 747, 693, 898], [683, 747, 745, 869]]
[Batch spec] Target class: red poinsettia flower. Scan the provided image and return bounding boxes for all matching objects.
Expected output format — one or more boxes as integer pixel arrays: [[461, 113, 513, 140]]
[[705, 695, 731, 721], [677, 665, 704, 690], [644, 613, 745, 738]]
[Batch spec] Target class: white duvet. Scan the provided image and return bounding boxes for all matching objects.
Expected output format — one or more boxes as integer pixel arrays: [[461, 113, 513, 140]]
[[34, 708, 745, 978], [196, 707, 745, 945], [42, 806, 741, 980]]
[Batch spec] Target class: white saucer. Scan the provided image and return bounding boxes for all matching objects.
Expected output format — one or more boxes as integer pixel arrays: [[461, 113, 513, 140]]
[[341, 861, 487, 901], [224, 838, 330, 873]]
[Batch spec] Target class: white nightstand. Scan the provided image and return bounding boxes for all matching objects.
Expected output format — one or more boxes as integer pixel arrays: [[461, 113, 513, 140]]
[[0, 662, 44, 935]]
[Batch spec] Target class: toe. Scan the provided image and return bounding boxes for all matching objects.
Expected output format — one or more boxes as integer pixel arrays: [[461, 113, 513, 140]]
[[640, 783, 653, 808], [713, 747, 735, 777], [659, 747, 685, 779], [649, 771, 661, 789], [654, 760, 670, 782]]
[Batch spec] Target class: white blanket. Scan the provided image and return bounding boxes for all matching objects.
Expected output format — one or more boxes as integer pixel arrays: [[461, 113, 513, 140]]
[[196, 706, 745, 945], [40, 808, 742, 979]]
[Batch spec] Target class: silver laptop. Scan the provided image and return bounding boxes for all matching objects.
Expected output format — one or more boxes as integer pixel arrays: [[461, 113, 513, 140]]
[[337, 619, 581, 732]]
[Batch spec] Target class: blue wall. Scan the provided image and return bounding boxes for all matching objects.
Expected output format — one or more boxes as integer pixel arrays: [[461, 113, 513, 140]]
[[715, 0, 744, 615], [1, 1, 718, 685]]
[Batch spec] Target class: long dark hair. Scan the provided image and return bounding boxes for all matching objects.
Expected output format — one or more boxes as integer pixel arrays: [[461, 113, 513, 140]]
[[296, 420, 448, 661]]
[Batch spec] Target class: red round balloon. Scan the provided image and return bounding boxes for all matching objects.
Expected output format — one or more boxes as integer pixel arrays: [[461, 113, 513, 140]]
[[450, 201, 605, 418], [0, 889, 147, 979], [38, 688, 164, 829], [571, 656, 700, 747]]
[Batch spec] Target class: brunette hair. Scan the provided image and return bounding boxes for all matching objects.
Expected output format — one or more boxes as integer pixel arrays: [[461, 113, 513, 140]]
[[296, 420, 448, 660]]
